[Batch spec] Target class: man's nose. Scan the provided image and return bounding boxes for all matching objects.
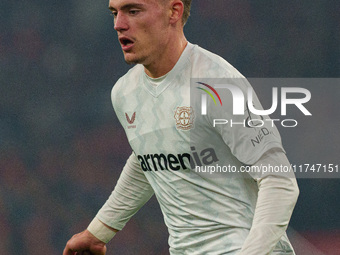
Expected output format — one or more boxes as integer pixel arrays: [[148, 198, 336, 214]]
[[114, 12, 128, 31]]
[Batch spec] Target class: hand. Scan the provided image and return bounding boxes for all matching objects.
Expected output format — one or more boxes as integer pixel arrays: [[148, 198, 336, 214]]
[[63, 229, 107, 255]]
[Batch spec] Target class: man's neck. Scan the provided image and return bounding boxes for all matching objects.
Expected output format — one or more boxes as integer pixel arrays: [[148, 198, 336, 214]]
[[144, 35, 188, 78]]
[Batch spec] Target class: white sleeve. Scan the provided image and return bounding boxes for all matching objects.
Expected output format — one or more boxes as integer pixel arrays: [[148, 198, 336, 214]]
[[239, 149, 299, 255], [88, 152, 154, 243]]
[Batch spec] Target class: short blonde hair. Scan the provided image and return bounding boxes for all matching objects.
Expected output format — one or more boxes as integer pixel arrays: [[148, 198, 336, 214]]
[[181, 0, 192, 25], [162, 0, 192, 25]]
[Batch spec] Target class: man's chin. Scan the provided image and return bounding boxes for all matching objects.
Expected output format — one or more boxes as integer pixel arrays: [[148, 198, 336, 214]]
[[124, 59, 138, 65], [123, 53, 146, 65]]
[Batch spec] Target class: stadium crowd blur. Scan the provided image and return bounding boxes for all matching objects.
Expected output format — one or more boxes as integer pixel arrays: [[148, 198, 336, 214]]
[[0, 0, 339, 254]]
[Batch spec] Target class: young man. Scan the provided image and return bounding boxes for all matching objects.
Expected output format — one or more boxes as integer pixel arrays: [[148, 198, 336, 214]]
[[63, 0, 299, 254]]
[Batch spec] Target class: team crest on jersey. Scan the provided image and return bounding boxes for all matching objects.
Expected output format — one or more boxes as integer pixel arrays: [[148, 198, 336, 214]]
[[125, 112, 136, 129], [174, 106, 195, 131]]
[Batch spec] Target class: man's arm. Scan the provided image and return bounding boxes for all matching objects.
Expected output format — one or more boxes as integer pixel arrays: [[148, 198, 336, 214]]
[[63, 152, 154, 254], [89, 152, 154, 241], [239, 149, 299, 255]]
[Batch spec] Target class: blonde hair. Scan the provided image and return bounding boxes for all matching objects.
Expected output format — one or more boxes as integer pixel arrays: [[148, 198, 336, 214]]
[[161, 0, 192, 25], [181, 0, 192, 25]]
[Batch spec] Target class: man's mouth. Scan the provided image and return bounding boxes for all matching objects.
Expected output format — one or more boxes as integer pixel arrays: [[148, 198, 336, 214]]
[[119, 37, 134, 51]]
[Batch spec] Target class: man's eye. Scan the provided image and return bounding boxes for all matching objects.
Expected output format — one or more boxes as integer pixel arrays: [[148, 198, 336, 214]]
[[111, 12, 117, 17], [129, 10, 139, 15]]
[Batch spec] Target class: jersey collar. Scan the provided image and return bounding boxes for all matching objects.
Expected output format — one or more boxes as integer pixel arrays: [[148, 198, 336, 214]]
[[142, 42, 194, 97]]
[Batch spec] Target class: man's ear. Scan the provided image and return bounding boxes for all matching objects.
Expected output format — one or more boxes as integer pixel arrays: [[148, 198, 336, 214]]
[[169, 0, 184, 25]]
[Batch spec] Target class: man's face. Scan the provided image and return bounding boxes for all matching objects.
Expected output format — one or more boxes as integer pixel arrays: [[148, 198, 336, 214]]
[[109, 0, 170, 65]]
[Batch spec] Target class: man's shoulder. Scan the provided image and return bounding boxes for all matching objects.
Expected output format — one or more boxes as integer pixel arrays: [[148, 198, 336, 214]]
[[111, 65, 143, 96], [190, 43, 244, 79]]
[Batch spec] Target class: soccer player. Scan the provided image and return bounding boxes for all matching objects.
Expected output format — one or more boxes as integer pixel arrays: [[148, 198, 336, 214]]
[[63, 0, 299, 254]]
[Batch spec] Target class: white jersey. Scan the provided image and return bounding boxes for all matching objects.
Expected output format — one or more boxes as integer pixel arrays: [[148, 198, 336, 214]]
[[107, 43, 294, 254]]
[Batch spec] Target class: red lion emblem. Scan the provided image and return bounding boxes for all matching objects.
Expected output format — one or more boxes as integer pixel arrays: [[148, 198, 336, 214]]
[[174, 106, 195, 131]]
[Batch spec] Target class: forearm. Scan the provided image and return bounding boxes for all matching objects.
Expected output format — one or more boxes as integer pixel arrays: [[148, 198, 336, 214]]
[[88, 152, 154, 243], [239, 149, 299, 255]]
